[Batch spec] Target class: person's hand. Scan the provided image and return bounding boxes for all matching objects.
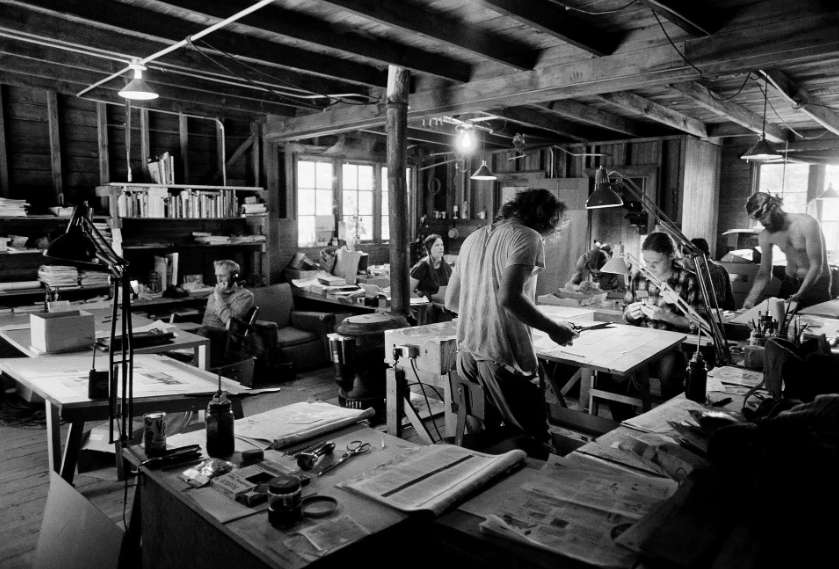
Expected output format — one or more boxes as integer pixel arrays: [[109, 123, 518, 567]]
[[549, 322, 579, 347], [742, 298, 756, 310], [641, 304, 667, 322], [625, 302, 645, 320], [214, 282, 227, 298], [788, 293, 801, 305]]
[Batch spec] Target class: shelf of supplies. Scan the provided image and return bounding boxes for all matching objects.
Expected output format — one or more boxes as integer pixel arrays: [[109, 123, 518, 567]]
[[96, 183, 265, 193], [0, 215, 110, 221], [120, 214, 266, 221], [0, 249, 45, 256], [0, 284, 111, 298], [122, 243, 267, 251]]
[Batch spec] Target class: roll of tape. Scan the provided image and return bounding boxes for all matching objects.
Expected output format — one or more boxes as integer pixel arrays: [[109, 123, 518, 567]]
[[743, 345, 765, 370]]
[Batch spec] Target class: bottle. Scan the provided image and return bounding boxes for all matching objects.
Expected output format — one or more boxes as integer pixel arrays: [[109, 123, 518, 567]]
[[206, 391, 235, 457], [685, 350, 707, 404], [267, 475, 303, 528]]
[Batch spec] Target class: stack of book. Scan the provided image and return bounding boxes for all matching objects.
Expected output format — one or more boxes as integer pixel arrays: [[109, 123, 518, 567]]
[[147, 152, 174, 184], [79, 271, 111, 288], [239, 196, 266, 216], [38, 265, 79, 287], [0, 197, 28, 217], [192, 232, 232, 245]]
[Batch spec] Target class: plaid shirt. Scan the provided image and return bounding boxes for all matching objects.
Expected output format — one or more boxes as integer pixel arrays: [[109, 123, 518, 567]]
[[624, 262, 706, 331]]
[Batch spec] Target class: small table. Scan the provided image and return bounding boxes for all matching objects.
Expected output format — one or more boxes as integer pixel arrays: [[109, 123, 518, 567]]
[[0, 354, 246, 483], [0, 307, 210, 369]]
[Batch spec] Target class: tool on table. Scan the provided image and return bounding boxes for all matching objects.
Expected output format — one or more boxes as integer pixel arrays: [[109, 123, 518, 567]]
[[296, 441, 336, 471], [317, 440, 371, 476], [140, 444, 202, 468]]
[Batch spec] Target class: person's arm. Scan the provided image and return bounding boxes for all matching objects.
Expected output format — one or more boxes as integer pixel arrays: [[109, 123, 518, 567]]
[[217, 289, 253, 326], [444, 265, 461, 314], [790, 217, 826, 303], [409, 276, 424, 298], [498, 264, 578, 346], [742, 231, 774, 309]]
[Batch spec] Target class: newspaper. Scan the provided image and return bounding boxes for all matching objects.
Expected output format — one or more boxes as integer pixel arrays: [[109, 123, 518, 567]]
[[339, 444, 526, 517], [464, 455, 676, 569]]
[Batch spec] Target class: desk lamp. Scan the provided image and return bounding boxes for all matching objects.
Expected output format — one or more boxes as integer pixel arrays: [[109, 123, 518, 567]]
[[44, 202, 134, 445], [587, 169, 731, 364]]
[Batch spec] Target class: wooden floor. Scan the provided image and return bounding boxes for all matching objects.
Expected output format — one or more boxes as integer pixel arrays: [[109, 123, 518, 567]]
[[0, 364, 440, 569]]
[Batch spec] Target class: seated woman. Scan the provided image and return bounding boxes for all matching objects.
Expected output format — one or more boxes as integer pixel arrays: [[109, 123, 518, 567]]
[[410, 234, 451, 303], [621, 232, 707, 402], [566, 241, 619, 291]]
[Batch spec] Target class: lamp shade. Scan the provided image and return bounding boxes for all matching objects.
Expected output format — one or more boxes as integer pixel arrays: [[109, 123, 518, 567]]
[[470, 160, 496, 180], [740, 138, 782, 162], [600, 256, 631, 275], [816, 183, 839, 200], [118, 76, 158, 100], [44, 205, 119, 273], [586, 166, 623, 209]]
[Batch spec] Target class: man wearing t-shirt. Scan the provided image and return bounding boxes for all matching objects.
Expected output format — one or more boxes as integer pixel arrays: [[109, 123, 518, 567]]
[[445, 189, 578, 452]]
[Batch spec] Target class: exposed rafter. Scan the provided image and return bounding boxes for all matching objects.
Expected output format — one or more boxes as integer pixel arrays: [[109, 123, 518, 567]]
[[316, 0, 539, 70], [594, 91, 708, 139], [538, 99, 649, 137], [761, 68, 839, 136], [475, 0, 620, 56], [668, 82, 788, 143], [638, 0, 717, 37], [159, 0, 473, 83]]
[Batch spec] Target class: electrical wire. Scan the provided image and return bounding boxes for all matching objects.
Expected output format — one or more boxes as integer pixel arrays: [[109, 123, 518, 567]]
[[0, 394, 48, 426], [409, 359, 444, 442], [552, 0, 639, 15]]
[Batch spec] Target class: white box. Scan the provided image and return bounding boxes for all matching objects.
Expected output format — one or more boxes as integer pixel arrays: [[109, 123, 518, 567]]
[[30, 310, 95, 353]]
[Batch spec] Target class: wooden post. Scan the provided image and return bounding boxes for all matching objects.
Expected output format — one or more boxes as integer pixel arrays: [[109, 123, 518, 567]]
[[250, 121, 261, 187], [0, 86, 9, 197], [386, 65, 410, 318], [140, 109, 150, 181], [46, 91, 63, 205], [179, 113, 189, 184], [96, 103, 110, 184]]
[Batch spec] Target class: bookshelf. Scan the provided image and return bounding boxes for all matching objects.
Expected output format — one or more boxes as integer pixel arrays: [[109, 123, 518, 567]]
[[95, 184, 269, 286]]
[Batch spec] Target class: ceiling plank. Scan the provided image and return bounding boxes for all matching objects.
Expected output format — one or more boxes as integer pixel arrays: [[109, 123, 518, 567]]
[[668, 82, 788, 143], [487, 107, 611, 142], [474, 0, 620, 56], [0, 53, 296, 117], [266, 11, 839, 139], [593, 91, 708, 139], [161, 0, 471, 83], [12, 0, 387, 87], [537, 100, 649, 137], [761, 68, 839, 137], [637, 0, 717, 37], [316, 0, 539, 70]]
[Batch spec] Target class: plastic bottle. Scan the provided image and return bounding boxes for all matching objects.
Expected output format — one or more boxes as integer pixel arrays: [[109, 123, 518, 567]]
[[685, 350, 707, 404], [206, 391, 235, 457]]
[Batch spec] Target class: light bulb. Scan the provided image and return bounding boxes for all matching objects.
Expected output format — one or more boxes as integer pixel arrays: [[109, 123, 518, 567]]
[[460, 130, 472, 149]]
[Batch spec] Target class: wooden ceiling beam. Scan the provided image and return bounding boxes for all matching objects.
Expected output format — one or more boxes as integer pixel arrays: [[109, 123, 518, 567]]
[[266, 12, 839, 139], [0, 53, 296, 117], [488, 107, 609, 142], [537, 100, 649, 137], [316, 0, 539, 70], [637, 0, 717, 37], [475, 0, 620, 56], [160, 0, 472, 83], [593, 91, 708, 139], [761, 68, 839, 137], [0, 69, 259, 122], [668, 81, 788, 143], [11, 0, 387, 87]]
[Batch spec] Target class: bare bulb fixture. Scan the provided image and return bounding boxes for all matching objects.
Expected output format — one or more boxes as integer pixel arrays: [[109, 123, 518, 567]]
[[119, 59, 158, 101], [460, 130, 473, 149]]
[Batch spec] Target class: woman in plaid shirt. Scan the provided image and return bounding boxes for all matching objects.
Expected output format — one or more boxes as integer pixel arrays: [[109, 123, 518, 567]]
[[622, 232, 707, 399]]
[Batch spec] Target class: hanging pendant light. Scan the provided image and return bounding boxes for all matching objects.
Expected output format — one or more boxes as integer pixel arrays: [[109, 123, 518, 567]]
[[816, 183, 839, 200], [741, 76, 781, 162], [119, 59, 158, 101], [585, 165, 623, 209], [470, 160, 496, 180]]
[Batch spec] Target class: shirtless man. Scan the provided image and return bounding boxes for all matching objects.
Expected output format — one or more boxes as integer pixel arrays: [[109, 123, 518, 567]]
[[742, 192, 832, 309]]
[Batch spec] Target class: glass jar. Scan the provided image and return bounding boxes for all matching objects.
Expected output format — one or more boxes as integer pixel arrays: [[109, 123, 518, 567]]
[[267, 475, 302, 528], [206, 392, 235, 458]]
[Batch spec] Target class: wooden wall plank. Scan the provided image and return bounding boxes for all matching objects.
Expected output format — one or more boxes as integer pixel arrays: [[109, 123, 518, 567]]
[[680, 138, 722, 253], [97, 102, 109, 184], [179, 114, 189, 185], [140, 108, 150, 181], [45, 91, 62, 204], [0, 85, 10, 197]]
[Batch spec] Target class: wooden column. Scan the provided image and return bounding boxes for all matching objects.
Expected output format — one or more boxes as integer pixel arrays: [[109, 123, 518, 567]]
[[46, 91, 63, 204], [386, 65, 410, 318], [179, 113, 189, 184], [251, 121, 261, 187], [0, 86, 9, 197], [96, 103, 110, 184], [140, 109, 150, 180]]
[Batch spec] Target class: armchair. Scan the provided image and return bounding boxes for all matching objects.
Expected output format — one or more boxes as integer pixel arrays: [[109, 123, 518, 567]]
[[250, 283, 335, 371]]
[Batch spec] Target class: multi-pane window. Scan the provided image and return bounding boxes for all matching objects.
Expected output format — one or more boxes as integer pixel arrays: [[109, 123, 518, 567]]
[[822, 165, 839, 252], [757, 163, 810, 214], [296, 157, 411, 247]]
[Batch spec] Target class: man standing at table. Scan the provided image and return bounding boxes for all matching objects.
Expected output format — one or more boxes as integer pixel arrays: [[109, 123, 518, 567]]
[[742, 193, 832, 309], [197, 259, 254, 357], [445, 189, 578, 452]]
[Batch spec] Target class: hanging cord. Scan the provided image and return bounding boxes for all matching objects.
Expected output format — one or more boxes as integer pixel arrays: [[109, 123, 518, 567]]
[[410, 359, 444, 443], [552, 0, 638, 15]]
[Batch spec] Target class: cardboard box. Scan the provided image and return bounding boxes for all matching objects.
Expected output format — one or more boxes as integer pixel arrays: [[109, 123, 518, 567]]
[[30, 310, 95, 353]]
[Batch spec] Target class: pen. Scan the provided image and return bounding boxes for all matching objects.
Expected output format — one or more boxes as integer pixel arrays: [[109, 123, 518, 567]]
[[162, 458, 204, 471]]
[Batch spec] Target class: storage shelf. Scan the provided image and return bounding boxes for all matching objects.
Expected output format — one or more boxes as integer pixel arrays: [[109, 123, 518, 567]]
[[96, 183, 265, 193], [0, 284, 110, 298], [120, 214, 266, 221], [123, 243, 266, 250]]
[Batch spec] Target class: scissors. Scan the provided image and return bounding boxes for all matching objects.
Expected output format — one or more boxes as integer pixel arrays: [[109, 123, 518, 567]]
[[317, 440, 371, 476]]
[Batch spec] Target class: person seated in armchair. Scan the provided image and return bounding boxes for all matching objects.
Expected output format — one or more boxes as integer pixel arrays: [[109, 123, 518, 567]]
[[197, 260, 254, 361]]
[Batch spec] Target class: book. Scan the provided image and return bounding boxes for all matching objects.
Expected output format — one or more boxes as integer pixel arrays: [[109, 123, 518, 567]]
[[338, 445, 526, 517], [233, 401, 375, 450], [317, 274, 346, 286]]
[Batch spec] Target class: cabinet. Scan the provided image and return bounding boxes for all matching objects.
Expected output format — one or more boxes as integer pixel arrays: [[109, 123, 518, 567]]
[[95, 184, 269, 287], [0, 216, 113, 306]]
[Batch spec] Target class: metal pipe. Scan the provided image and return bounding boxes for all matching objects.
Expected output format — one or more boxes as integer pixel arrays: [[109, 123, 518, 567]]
[[215, 119, 227, 186], [76, 0, 277, 98]]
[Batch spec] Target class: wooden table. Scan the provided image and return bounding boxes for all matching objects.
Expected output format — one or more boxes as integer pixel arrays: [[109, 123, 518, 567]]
[[0, 354, 246, 483], [0, 307, 210, 369], [293, 288, 432, 323], [123, 422, 417, 569]]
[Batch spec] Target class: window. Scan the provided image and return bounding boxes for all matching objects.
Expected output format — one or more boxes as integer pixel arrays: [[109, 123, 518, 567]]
[[296, 157, 411, 247], [822, 165, 839, 252], [757, 163, 810, 214]]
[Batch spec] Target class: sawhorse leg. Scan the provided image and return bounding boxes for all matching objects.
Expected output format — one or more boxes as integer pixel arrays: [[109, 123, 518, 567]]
[[386, 367, 435, 445]]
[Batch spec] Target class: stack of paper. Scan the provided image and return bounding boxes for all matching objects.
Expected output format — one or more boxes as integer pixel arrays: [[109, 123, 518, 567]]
[[38, 265, 79, 287], [194, 235, 232, 245], [79, 271, 111, 288], [0, 197, 28, 216]]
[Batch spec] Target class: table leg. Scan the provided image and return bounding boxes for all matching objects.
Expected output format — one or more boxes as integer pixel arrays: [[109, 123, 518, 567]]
[[61, 421, 85, 484], [45, 401, 62, 476], [386, 367, 404, 438]]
